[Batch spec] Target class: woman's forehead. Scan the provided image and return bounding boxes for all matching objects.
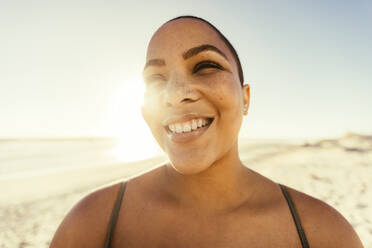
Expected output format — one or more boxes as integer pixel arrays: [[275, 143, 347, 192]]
[[146, 19, 233, 62]]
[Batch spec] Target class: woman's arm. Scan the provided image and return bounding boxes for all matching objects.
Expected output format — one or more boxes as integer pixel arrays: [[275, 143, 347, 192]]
[[287, 187, 364, 248], [50, 183, 122, 248]]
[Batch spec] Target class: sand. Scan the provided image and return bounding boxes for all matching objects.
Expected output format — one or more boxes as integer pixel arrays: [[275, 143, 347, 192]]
[[1, 133, 371, 248]]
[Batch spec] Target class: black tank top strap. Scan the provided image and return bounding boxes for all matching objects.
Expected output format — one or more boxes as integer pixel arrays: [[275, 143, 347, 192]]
[[279, 184, 310, 248], [103, 182, 309, 247], [104, 182, 127, 248]]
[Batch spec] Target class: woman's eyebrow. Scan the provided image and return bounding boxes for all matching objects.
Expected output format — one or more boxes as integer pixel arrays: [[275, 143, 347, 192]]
[[143, 44, 227, 71], [183, 44, 228, 60], [143, 59, 166, 70]]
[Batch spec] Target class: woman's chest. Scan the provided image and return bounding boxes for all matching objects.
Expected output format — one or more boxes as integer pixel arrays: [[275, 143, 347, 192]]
[[110, 203, 301, 248]]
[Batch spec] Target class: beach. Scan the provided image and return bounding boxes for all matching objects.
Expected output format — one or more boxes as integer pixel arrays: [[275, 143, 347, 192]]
[[1, 133, 371, 248]]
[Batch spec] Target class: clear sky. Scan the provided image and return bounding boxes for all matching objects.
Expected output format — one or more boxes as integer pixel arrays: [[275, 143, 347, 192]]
[[1, 0, 372, 141]]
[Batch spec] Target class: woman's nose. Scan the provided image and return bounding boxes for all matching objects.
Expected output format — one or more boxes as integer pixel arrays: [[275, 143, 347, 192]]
[[163, 74, 200, 107]]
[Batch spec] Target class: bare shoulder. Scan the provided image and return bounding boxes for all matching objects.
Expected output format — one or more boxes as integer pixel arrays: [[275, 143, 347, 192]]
[[49, 182, 124, 248], [285, 186, 364, 248]]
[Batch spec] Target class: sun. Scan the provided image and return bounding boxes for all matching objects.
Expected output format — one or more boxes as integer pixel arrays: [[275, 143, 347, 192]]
[[105, 77, 162, 162]]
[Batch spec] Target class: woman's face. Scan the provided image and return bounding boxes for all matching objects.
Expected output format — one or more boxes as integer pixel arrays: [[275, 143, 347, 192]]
[[142, 18, 249, 175]]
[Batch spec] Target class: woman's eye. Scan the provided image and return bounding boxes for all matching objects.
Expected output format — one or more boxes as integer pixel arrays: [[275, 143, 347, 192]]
[[192, 61, 223, 74], [145, 74, 166, 85]]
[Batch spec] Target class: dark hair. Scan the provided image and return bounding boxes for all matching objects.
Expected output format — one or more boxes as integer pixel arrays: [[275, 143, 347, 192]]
[[166, 16, 244, 86]]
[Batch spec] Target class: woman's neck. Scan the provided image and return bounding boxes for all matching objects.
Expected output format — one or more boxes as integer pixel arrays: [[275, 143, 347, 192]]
[[161, 143, 255, 215]]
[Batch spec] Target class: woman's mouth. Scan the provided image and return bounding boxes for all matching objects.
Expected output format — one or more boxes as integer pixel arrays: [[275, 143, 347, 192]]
[[165, 117, 214, 143], [167, 117, 213, 133]]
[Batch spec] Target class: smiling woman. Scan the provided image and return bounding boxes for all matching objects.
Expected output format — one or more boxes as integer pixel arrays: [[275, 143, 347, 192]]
[[50, 16, 363, 248], [141, 27, 249, 174]]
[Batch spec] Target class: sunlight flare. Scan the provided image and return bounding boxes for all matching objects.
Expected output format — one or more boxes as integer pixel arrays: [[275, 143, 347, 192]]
[[106, 78, 162, 162]]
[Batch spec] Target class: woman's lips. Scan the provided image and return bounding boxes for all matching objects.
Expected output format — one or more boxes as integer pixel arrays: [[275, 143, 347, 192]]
[[163, 113, 214, 127], [165, 118, 214, 143]]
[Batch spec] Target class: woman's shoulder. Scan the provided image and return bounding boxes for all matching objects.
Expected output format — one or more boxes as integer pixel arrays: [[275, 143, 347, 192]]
[[49, 181, 125, 248], [284, 185, 363, 248], [49, 165, 165, 248]]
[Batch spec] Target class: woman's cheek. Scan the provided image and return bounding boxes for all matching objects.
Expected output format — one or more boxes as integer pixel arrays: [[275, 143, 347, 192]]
[[142, 90, 160, 122], [211, 81, 241, 111], [143, 88, 161, 112]]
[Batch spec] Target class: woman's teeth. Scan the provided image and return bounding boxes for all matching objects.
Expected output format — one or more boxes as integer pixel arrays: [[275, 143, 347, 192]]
[[168, 118, 211, 134]]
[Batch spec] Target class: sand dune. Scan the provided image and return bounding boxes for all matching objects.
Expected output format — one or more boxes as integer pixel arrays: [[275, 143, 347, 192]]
[[1, 133, 371, 248]]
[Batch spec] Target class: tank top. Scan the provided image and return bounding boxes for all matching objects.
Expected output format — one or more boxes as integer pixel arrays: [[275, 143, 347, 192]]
[[103, 182, 310, 248]]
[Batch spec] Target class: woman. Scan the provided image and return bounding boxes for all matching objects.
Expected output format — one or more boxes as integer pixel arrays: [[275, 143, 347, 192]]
[[50, 16, 363, 248]]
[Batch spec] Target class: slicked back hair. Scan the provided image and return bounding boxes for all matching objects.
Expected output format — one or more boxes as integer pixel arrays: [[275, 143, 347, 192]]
[[165, 16, 244, 86]]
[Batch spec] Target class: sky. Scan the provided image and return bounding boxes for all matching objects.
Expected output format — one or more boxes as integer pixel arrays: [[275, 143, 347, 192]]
[[1, 0, 372, 142]]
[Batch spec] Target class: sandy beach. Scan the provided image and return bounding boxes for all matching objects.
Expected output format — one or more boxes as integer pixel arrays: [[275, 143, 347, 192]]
[[1, 133, 371, 248]]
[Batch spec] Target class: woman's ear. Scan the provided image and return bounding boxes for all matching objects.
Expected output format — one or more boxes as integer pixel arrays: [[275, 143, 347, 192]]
[[242, 84, 250, 115]]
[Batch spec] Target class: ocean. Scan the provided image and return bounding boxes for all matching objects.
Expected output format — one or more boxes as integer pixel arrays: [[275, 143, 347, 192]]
[[0, 138, 165, 204], [0, 138, 161, 181]]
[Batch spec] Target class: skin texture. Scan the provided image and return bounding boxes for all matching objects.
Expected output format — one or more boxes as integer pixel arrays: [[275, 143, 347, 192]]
[[50, 18, 364, 248]]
